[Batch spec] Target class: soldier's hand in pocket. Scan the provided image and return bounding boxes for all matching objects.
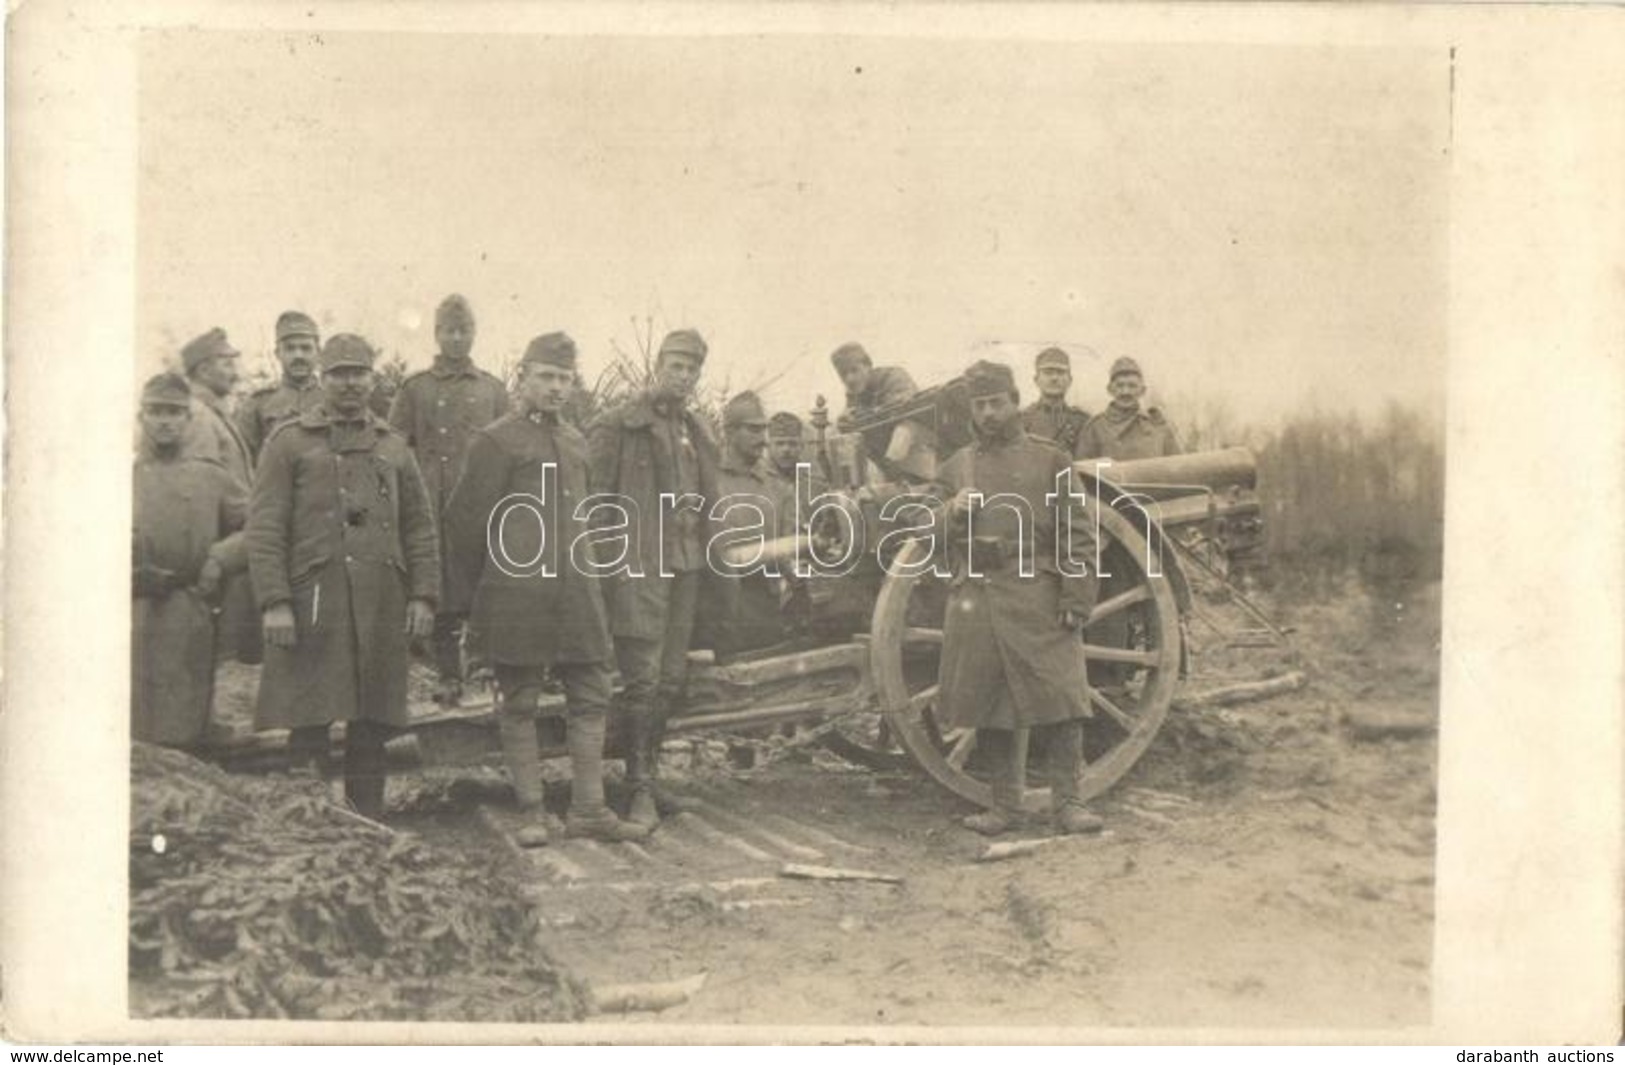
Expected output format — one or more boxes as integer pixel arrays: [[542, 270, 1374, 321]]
[[405, 598, 435, 640], [263, 602, 297, 648]]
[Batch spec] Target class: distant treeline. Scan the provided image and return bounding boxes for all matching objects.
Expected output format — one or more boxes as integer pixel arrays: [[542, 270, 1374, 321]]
[[1177, 398, 1445, 595]]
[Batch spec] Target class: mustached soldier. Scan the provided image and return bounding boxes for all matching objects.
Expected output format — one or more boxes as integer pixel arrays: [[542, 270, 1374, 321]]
[[238, 311, 325, 460], [937, 360, 1104, 836], [247, 334, 439, 820], [1020, 346, 1091, 459], [443, 333, 648, 842]]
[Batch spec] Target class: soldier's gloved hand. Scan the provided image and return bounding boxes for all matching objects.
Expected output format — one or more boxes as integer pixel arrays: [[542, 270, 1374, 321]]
[[194, 557, 224, 601], [1059, 608, 1089, 635], [263, 602, 297, 648], [948, 488, 976, 520], [405, 598, 435, 640]]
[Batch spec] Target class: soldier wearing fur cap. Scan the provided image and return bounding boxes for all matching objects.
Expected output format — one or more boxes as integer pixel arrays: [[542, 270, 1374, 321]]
[[246, 334, 440, 820], [133, 372, 249, 747], [1020, 346, 1092, 459], [443, 333, 647, 842], [936, 359, 1105, 836], [388, 294, 511, 708], [238, 310, 327, 460], [587, 327, 719, 828]]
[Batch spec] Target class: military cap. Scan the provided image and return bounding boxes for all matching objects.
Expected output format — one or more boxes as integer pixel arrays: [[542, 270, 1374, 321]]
[[1109, 356, 1143, 380], [180, 328, 239, 375], [521, 331, 577, 370], [275, 310, 320, 342], [436, 293, 475, 328], [830, 342, 872, 372], [1035, 346, 1071, 371], [963, 359, 1018, 398], [767, 411, 804, 439], [320, 333, 377, 371], [723, 390, 769, 428], [140, 371, 193, 408], [658, 328, 708, 362]]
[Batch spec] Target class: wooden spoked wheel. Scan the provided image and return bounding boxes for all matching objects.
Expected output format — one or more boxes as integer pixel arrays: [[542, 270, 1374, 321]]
[[868, 503, 1184, 811]]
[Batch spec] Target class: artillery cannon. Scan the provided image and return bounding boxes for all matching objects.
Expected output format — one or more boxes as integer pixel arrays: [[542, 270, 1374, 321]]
[[351, 375, 1268, 816]]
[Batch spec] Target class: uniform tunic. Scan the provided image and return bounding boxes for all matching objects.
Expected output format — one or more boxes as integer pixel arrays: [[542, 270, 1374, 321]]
[[388, 357, 510, 517], [1020, 399, 1092, 459], [936, 428, 1098, 730], [1076, 404, 1182, 462], [443, 410, 613, 668], [246, 408, 440, 730], [132, 447, 247, 744], [237, 377, 325, 460]]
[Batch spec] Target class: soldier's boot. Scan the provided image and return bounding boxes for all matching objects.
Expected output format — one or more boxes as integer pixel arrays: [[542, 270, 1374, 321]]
[[1047, 720, 1104, 836], [961, 729, 1023, 836], [621, 693, 661, 829], [342, 720, 390, 822], [565, 713, 651, 842], [287, 725, 332, 779], [497, 710, 546, 811], [432, 613, 466, 708]]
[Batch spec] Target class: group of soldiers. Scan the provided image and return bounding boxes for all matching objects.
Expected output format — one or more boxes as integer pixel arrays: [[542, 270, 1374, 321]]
[[132, 293, 1180, 841]]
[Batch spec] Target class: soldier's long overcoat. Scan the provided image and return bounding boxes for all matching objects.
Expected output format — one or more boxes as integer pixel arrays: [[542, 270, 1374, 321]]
[[246, 408, 439, 730], [443, 411, 613, 668], [586, 393, 720, 642], [936, 428, 1099, 730], [132, 446, 247, 744]]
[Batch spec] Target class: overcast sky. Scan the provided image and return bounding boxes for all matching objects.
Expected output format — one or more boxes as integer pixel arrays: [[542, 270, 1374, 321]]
[[138, 30, 1449, 426]]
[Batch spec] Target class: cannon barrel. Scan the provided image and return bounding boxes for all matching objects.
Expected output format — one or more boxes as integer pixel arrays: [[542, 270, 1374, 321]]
[[1079, 446, 1256, 499]]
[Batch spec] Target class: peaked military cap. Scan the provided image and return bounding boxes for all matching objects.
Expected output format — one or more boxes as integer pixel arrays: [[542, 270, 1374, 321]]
[[521, 332, 577, 370], [275, 310, 320, 342], [141, 371, 193, 408], [830, 342, 871, 372], [436, 293, 475, 328], [767, 411, 804, 438], [963, 360, 1018, 398], [723, 390, 769, 428], [658, 328, 708, 362], [180, 328, 239, 374], [1109, 356, 1143, 380], [1035, 346, 1071, 371], [321, 333, 377, 371]]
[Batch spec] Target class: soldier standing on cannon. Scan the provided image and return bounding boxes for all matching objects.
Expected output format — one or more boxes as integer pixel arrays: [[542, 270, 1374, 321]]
[[389, 294, 511, 708], [588, 328, 718, 829], [247, 334, 440, 821], [132, 372, 248, 747], [937, 360, 1104, 836], [237, 311, 326, 461], [443, 332, 649, 842], [830, 342, 936, 482], [1020, 346, 1092, 459]]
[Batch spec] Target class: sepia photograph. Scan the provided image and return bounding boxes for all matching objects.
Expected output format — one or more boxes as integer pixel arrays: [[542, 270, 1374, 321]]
[[5, 0, 1621, 1047]]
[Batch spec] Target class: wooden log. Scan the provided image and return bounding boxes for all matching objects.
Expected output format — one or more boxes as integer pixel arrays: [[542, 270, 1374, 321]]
[[779, 862, 903, 885], [589, 972, 709, 1014], [1344, 708, 1436, 742], [1173, 671, 1307, 710]]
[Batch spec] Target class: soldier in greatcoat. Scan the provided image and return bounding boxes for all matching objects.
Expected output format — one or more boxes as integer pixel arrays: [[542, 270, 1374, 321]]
[[247, 334, 439, 820], [1020, 346, 1091, 459], [1076, 355, 1182, 700], [442, 333, 647, 842], [587, 328, 718, 828], [1076, 356, 1182, 462], [132, 373, 248, 746], [389, 294, 511, 707], [707, 391, 788, 661], [178, 327, 260, 664], [237, 310, 326, 460], [936, 360, 1104, 836]]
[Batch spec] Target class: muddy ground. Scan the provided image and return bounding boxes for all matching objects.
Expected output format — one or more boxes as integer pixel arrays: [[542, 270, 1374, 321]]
[[190, 578, 1438, 1030]]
